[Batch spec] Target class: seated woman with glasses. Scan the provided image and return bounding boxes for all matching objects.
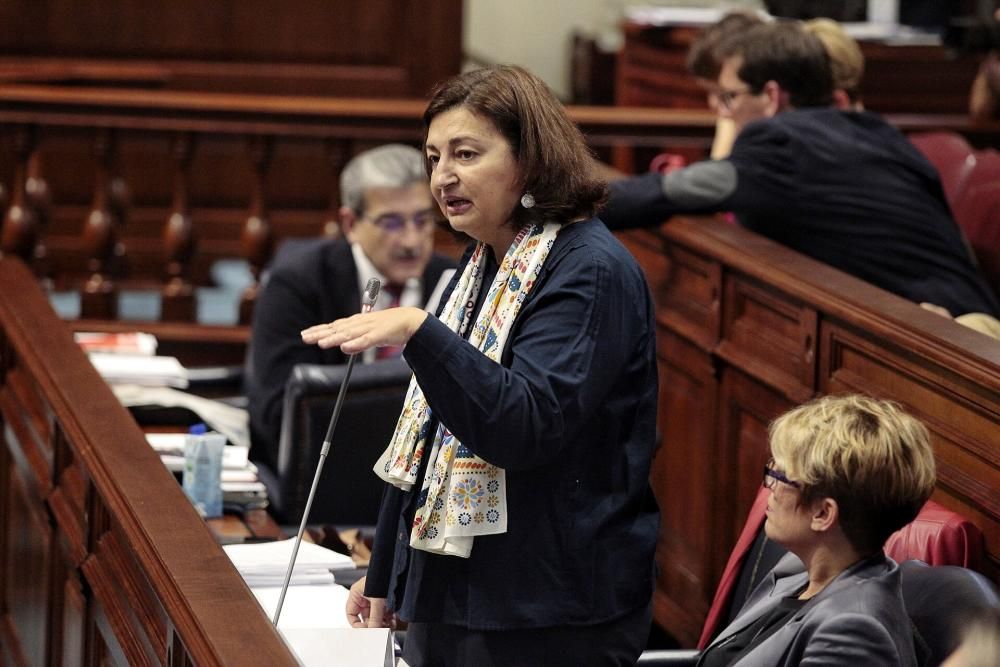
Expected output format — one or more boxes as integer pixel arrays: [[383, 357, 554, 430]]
[[698, 394, 936, 666]]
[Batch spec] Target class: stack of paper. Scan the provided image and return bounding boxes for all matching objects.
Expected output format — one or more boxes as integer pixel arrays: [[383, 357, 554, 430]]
[[223, 539, 354, 588], [117, 384, 249, 448], [76, 331, 158, 355], [145, 432, 255, 475], [89, 353, 189, 388], [252, 584, 352, 629]]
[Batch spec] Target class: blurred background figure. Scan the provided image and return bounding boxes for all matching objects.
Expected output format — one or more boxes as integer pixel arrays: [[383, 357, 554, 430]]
[[804, 17, 865, 110], [968, 9, 1000, 121], [246, 144, 456, 474], [942, 607, 1000, 667], [686, 11, 767, 158]]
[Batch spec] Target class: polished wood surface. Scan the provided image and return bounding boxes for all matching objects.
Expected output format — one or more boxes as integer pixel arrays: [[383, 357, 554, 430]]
[[0, 0, 462, 98], [0, 256, 297, 665], [618, 217, 1000, 645]]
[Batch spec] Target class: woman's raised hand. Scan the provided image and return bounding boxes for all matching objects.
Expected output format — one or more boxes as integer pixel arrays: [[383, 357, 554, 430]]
[[301, 307, 428, 355]]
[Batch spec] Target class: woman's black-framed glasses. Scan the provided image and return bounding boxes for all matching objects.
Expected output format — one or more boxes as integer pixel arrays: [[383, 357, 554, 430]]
[[763, 458, 802, 490]]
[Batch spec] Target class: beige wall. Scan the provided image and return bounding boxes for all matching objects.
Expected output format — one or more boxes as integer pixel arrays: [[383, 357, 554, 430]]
[[463, 0, 764, 99], [463, 0, 609, 99]]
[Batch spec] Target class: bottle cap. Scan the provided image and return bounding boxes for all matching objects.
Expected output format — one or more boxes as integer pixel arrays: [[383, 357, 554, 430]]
[[188, 423, 208, 435]]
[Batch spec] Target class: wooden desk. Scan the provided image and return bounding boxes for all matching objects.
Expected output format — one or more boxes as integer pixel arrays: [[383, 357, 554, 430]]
[[0, 256, 298, 666]]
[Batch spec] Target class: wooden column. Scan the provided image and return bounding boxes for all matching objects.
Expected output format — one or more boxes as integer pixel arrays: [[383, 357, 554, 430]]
[[162, 132, 197, 322], [1, 126, 40, 267], [25, 150, 53, 285], [80, 129, 124, 319], [238, 135, 274, 325]]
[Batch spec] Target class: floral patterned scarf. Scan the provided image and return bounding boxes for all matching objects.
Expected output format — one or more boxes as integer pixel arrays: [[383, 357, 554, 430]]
[[374, 222, 558, 557]]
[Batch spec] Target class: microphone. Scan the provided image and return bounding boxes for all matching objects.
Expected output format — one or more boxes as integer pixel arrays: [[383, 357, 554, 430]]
[[273, 277, 381, 626]]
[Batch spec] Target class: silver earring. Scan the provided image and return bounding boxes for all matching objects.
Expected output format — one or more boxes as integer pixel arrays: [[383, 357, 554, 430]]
[[520, 192, 536, 209]]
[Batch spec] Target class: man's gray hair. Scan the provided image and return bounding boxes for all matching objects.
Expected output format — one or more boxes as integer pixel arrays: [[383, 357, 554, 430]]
[[339, 143, 427, 215]]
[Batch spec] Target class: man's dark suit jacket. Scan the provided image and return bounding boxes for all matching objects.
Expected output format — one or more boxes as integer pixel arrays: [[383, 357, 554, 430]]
[[245, 237, 455, 471], [602, 108, 1000, 318]]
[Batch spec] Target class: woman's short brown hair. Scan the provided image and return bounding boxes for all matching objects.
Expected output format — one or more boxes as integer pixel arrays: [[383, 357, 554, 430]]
[[422, 65, 606, 230], [769, 394, 936, 555]]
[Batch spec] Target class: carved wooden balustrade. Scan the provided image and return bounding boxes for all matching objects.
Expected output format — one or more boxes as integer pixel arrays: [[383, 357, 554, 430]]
[[5, 83, 998, 324]]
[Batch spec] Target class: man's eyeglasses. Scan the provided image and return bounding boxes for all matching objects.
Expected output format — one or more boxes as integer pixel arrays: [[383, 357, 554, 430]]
[[763, 458, 802, 490], [717, 87, 753, 111], [368, 211, 439, 233]]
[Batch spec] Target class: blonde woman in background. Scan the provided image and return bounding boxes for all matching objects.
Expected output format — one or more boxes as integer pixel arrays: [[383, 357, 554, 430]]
[[804, 17, 865, 110]]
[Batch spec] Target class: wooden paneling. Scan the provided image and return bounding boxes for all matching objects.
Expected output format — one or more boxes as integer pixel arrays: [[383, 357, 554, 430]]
[[658, 243, 722, 352], [651, 329, 718, 646], [716, 368, 793, 549], [820, 320, 1000, 582], [0, 256, 298, 665], [718, 275, 816, 403], [0, 1, 462, 99], [617, 21, 984, 115], [628, 216, 1000, 644]]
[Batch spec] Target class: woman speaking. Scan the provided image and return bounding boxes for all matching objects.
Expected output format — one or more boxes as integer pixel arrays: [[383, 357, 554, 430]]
[[302, 65, 660, 666]]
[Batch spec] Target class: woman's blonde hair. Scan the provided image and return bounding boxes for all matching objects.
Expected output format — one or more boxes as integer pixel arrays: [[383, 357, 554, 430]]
[[805, 18, 864, 103], [770, 394, 935, 554]]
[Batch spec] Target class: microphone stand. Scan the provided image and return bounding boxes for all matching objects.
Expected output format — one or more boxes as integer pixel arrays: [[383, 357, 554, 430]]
[[273, 278, 381, 626]]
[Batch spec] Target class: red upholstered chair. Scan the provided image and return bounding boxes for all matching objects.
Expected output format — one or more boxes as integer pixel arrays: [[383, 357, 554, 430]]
[[950, 151, 1000, 299], [696, 487, 985, 649], [908, 131, 976, 207]]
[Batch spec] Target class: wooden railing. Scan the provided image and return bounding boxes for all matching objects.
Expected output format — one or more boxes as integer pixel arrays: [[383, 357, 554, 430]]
[[0, 255, 298, 666], [4, 83, 999, 323], [617, 218, 1000, 645]]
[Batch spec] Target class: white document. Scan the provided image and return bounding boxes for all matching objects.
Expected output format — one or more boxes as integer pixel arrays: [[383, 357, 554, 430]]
[[279, 627, 393, 667], [254, 584, 395, 666], [223, 538, 355, 587], [90, 353, 189, 388], [252, 584, 351, 629], [116, 384, 250, 448]]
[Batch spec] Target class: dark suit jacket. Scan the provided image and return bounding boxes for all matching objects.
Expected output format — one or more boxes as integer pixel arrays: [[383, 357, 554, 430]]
[[245, 237, 454, 471], [366, 217, 661, 630], [702, 552, 917, 666], [603, 108, 1000, 318]]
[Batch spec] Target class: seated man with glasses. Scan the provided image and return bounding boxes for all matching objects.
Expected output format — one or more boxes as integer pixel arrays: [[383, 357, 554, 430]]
[[697, 394, 935, 666], [245, 144, 456, 473], [602, 20, 1000, 322]]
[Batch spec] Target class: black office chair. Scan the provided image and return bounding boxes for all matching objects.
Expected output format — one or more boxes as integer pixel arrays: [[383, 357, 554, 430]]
[[269, 357, 413, 526], [902, 560, 1000, 667]]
